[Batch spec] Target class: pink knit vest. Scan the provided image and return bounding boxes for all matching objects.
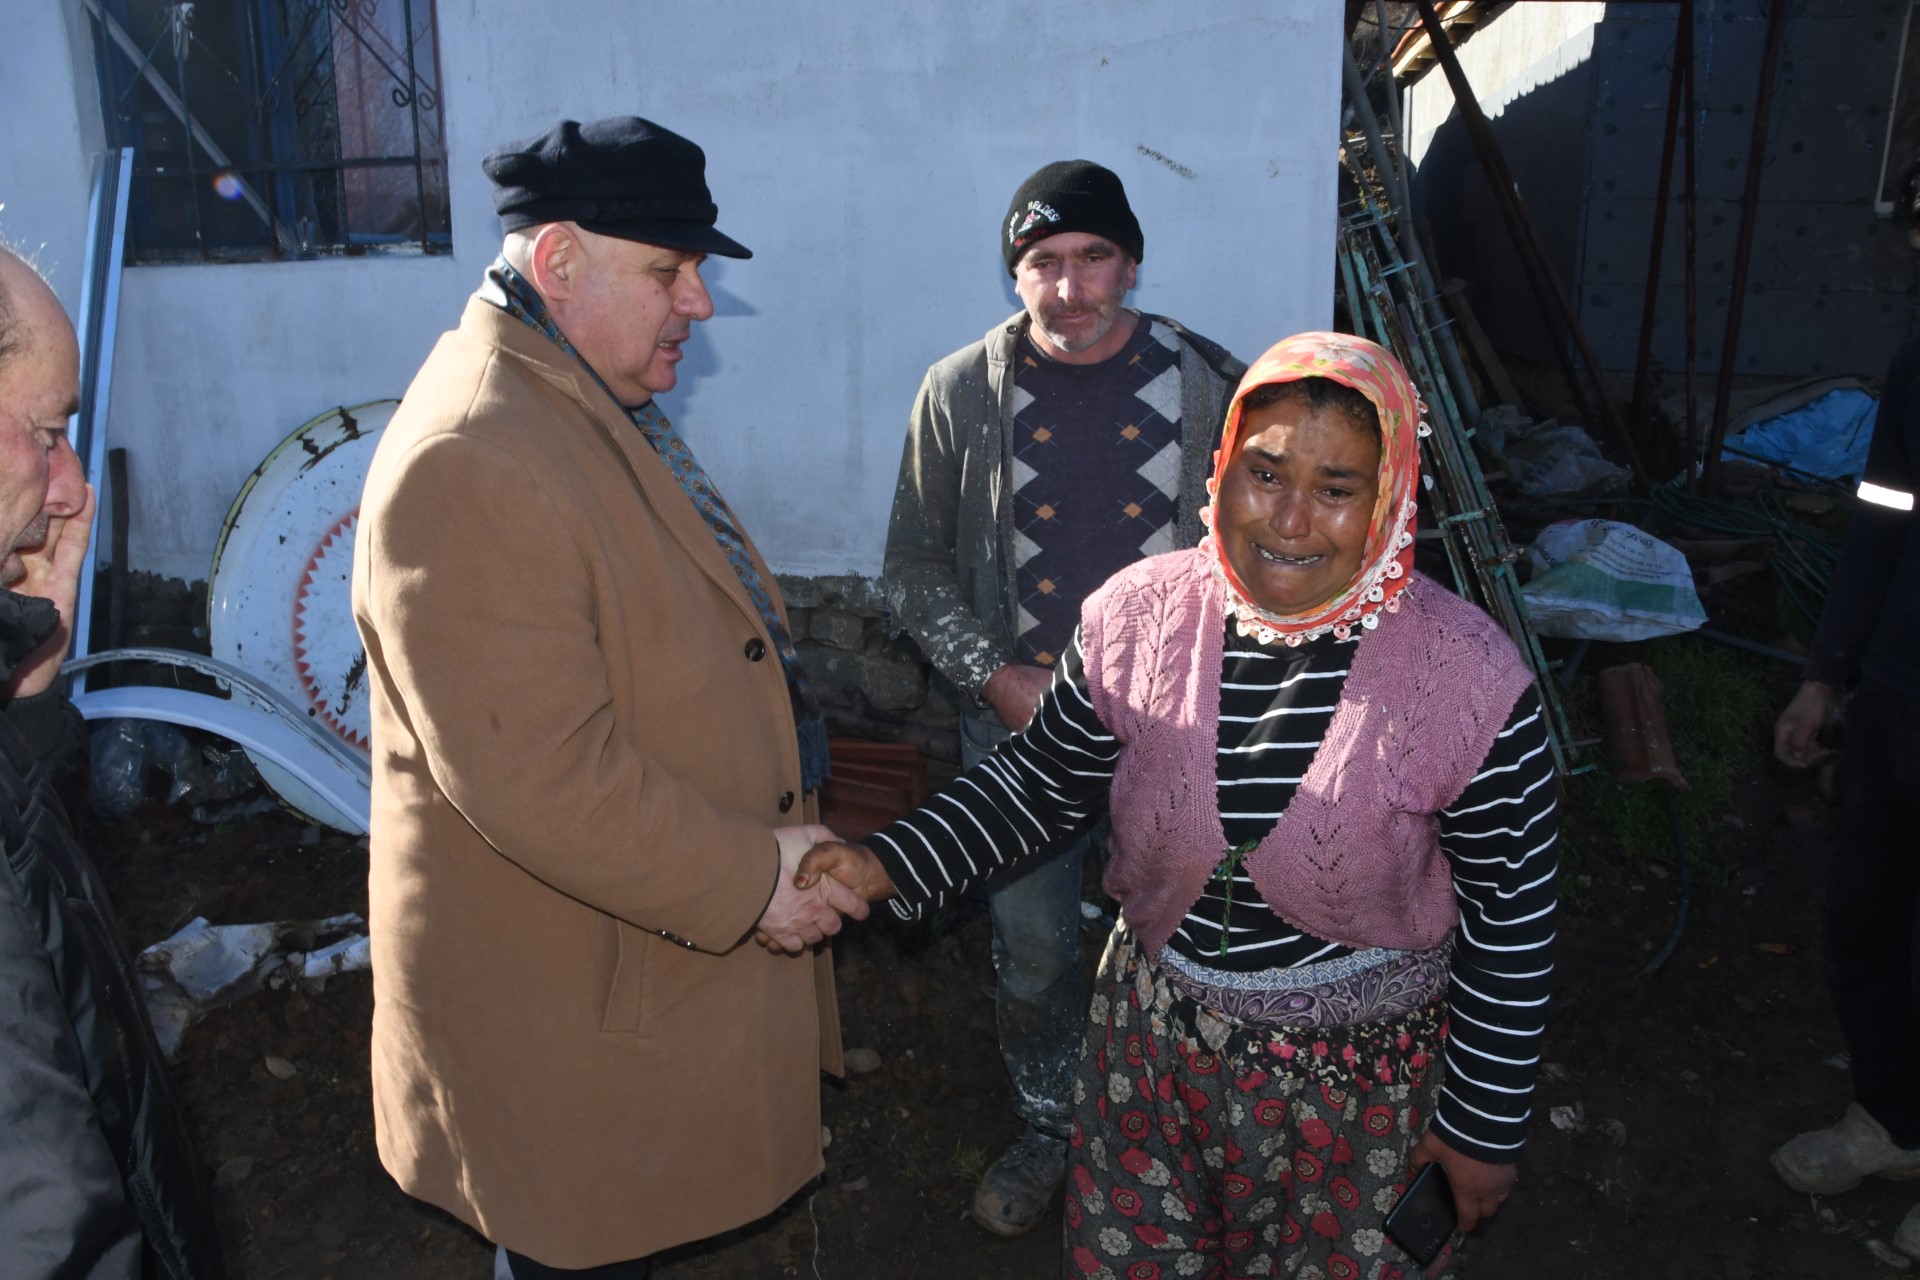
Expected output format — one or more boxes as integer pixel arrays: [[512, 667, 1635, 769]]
[[1081, 549, 1537, 958]]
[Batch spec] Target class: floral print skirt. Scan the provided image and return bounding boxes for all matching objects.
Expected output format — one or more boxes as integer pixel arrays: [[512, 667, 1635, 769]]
[[1063, 927, 1459, 1280]]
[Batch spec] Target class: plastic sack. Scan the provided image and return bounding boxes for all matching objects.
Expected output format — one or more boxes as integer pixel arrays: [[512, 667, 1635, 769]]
[[179, 741, 260, 808], [1503, 422, 1632, 498], [88, 720, 263, 819], [136, 913, 368, 1059], [1521, 519, 1707, 642], [142, 724, 205, 804], [89, 719, 152, 819], [1720, 388, 1876, 480]]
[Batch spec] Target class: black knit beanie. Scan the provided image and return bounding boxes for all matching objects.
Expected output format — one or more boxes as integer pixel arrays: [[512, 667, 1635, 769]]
[[1001, 160, 1144, 275]]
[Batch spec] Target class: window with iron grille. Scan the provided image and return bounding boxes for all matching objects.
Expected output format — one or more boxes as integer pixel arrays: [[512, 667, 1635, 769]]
[[87, 0, 450, 262]]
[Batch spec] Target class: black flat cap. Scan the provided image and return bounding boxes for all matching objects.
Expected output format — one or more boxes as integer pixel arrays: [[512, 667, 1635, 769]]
[[482, 117, 751, 259]]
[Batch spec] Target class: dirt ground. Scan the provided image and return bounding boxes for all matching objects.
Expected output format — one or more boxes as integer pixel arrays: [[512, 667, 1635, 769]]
[[84, 700, 1910, 1280]]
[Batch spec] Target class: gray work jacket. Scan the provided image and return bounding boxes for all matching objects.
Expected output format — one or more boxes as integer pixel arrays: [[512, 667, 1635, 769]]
[[883, 309, 1245, 717]]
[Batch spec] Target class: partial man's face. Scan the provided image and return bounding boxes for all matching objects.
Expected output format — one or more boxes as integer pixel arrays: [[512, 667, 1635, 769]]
[[560, 229, 714, 406], [1012, 231, 1138, 363], [0, 274, 85, 586]]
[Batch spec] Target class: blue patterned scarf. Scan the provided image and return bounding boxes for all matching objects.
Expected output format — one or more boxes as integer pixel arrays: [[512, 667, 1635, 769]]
[[482, 259, 830, 792]]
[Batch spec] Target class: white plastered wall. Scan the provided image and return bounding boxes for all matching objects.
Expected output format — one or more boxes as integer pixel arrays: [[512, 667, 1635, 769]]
[[0, 0, 101, 312], [4, 0, 1340, 582]]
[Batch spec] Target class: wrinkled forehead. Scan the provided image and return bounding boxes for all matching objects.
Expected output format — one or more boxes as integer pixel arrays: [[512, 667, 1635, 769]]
[[1, 270, 77, 375], [1014, 229, 1128, 268], [1237, 343, 1409, 416], [1233, 379, 1385, 441], [1215, 334, 1417, 494], [1234, 368, 1392, 425], [568, 224, 701, 267]]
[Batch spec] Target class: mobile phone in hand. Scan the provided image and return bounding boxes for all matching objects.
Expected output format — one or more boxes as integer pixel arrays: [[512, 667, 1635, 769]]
[[1383, 1161, 1457, 1267]]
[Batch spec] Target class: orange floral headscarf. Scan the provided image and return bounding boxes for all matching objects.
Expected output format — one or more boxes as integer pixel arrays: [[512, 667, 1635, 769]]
[[1203, 332, 1425, 646]]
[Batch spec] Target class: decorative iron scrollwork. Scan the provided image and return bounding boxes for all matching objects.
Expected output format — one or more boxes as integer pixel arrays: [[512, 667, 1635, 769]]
[[92, 0, 448, 259]]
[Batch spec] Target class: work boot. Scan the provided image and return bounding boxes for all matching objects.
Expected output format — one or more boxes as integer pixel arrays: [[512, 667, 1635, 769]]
[[1771, 1104, 1920, 1195], [971, 1129, 1069, 1237], [1896, 1203, 1920, 1261]]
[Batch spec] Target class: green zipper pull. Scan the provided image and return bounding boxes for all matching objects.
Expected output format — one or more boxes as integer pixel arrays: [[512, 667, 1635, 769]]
[[1212, 840, 1260, 957]]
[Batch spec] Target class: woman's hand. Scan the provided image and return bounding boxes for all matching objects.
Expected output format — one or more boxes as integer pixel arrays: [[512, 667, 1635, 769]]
[[1407, 1129, 1517, 1233], [754, 824, 869, 954], [795, 841, 898, 904]]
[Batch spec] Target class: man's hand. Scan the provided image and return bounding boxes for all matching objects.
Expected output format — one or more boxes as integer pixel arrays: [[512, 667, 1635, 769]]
[[982, 663, 1053, 732], [1407, 1129, 1517, 1234], [4, 484, 96, 700], [795, 841, 898, 905], [1774, 680, 1836, 769], [754, 824, 871, 954]]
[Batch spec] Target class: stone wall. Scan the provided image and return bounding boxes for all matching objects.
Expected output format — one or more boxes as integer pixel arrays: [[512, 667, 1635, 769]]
[[111, 572, 210, 654], [108, 571, 963, 762], [776, 574, 961, 764], [78, 571, 217, 698]]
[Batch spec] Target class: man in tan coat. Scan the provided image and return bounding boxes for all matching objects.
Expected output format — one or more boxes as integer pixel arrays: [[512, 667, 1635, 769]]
[[352, 117, 861, 1278]]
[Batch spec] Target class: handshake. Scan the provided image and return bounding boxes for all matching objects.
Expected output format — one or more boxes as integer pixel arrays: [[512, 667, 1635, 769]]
[[754, 825, 899, 954]]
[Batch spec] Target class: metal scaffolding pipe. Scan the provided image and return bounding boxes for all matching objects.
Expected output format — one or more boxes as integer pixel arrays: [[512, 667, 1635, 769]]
[[1339, 39, 1482, 424], [1628, 0, 1694, 449], [1682, 4, 1700, 490], [1700, 0, 1790, 498], [1413, 0, 1652, 487]]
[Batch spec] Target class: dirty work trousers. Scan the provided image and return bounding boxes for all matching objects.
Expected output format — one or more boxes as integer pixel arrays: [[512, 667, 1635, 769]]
[[1827, 678, 1920, 1146], [964, 713, 1105, 1141]]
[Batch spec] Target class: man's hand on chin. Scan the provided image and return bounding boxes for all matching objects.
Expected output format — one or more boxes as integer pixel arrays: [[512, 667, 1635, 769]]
[[3, 485, 96, 701]]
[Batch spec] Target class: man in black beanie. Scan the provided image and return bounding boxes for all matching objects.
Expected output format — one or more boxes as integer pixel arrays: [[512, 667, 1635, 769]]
[[883, 160, 1245, 1236]]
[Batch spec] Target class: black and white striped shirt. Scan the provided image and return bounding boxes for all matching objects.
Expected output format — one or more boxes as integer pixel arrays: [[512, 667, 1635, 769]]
[[866, 621, 1558, 1162]]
